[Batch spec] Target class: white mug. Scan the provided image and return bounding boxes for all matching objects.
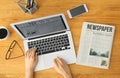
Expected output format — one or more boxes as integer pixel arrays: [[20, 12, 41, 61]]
[[0, 26, 10, 40]]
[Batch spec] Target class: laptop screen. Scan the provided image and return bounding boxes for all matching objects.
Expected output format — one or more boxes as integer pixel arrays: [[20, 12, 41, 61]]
[[15, 16, 67, 38]]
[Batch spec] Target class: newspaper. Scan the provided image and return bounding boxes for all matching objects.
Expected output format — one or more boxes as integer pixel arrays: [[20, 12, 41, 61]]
[[76, 22, 115, 69]]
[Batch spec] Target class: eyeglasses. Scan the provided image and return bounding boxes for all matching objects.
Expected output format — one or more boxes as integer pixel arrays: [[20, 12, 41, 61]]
[[5, 40, 24, 60]]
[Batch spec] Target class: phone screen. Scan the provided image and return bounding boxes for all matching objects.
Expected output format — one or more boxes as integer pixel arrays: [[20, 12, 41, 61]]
[[69, 4, 87, 17]]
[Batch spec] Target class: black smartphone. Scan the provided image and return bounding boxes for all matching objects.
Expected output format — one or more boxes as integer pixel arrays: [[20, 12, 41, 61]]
[[67, 4, 88, 18]]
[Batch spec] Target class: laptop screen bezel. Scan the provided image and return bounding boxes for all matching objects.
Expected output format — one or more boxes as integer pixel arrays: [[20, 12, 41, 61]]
[[10, 14, 70, 40]]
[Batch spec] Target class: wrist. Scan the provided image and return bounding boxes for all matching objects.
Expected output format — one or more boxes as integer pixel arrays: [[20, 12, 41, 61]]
[[26, 69, 34, 73], [25, 67, 34, 72], [63, 73, 72, 78], [25, 69, 34, 78]]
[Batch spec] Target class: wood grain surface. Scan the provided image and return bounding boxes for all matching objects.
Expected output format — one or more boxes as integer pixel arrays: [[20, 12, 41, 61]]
[[0, 0, 120, 78]]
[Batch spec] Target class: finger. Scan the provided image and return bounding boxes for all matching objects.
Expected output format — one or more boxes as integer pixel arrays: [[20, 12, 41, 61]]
[[53, 58, 57, 66], [29, 48, 33, 52], [25, 51, 27, 55], [56, 58, 65, 69], [34, 48, 37, 56], [30, 48, 36, 52], [53, 58, 59, 68], [59, 58, 67, 65], [31, 48, 37, 57], [32, 48, 37, 52], [25, 49, 31, 57], [53, 59, 61, 73], [28, 48, 36, 57], [35, 53, 38, 60], [28, 50, 33, 57], [56, 57, 64, 66], [53, 59, 57, 70]]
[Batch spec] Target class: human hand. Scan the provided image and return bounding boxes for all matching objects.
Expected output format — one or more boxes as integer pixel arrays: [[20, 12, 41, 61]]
[[25, 48, 38, 72], [53, 57, 72, 78]]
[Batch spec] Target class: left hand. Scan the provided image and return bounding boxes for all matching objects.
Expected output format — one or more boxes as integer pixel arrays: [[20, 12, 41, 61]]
[[25, 48, 38, 72]]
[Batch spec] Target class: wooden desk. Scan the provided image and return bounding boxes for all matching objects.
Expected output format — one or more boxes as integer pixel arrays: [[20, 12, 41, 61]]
[[0, 0, 120, 78]]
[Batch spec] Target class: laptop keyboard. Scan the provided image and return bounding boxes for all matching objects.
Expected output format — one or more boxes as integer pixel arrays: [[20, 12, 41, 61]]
[[28, 34, 70, 55]]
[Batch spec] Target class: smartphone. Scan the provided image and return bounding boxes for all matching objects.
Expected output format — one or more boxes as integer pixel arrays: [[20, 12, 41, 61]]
[[67, 4, 88, 18]]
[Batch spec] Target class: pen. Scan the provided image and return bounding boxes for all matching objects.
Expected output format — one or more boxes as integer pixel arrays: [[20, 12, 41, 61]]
[[31, 0, 34, 7], [26, 0, 31, 9]]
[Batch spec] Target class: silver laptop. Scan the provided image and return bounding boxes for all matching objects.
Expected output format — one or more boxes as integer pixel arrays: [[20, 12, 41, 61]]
[[10, 14, 76, 71]]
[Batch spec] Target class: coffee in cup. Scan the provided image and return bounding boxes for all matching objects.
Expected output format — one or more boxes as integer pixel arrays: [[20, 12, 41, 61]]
[[0, 26, 10, 40]]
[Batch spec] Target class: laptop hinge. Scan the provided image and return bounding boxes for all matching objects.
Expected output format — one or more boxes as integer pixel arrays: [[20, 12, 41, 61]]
[[28, 31, 66, 40]]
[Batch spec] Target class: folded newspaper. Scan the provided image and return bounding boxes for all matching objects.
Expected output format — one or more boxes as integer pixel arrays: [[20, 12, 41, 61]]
[[76, 22, 115, 69]]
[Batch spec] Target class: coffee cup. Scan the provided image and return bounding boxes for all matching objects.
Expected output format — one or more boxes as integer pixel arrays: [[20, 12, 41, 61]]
[[0, 26, 10, 40]]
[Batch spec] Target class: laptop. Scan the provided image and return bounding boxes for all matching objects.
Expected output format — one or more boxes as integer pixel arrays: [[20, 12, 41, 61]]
[[10, 14, 76, 71]]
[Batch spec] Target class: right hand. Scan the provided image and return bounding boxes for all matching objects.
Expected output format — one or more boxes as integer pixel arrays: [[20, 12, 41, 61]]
[[53, 57, 72, 78]]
